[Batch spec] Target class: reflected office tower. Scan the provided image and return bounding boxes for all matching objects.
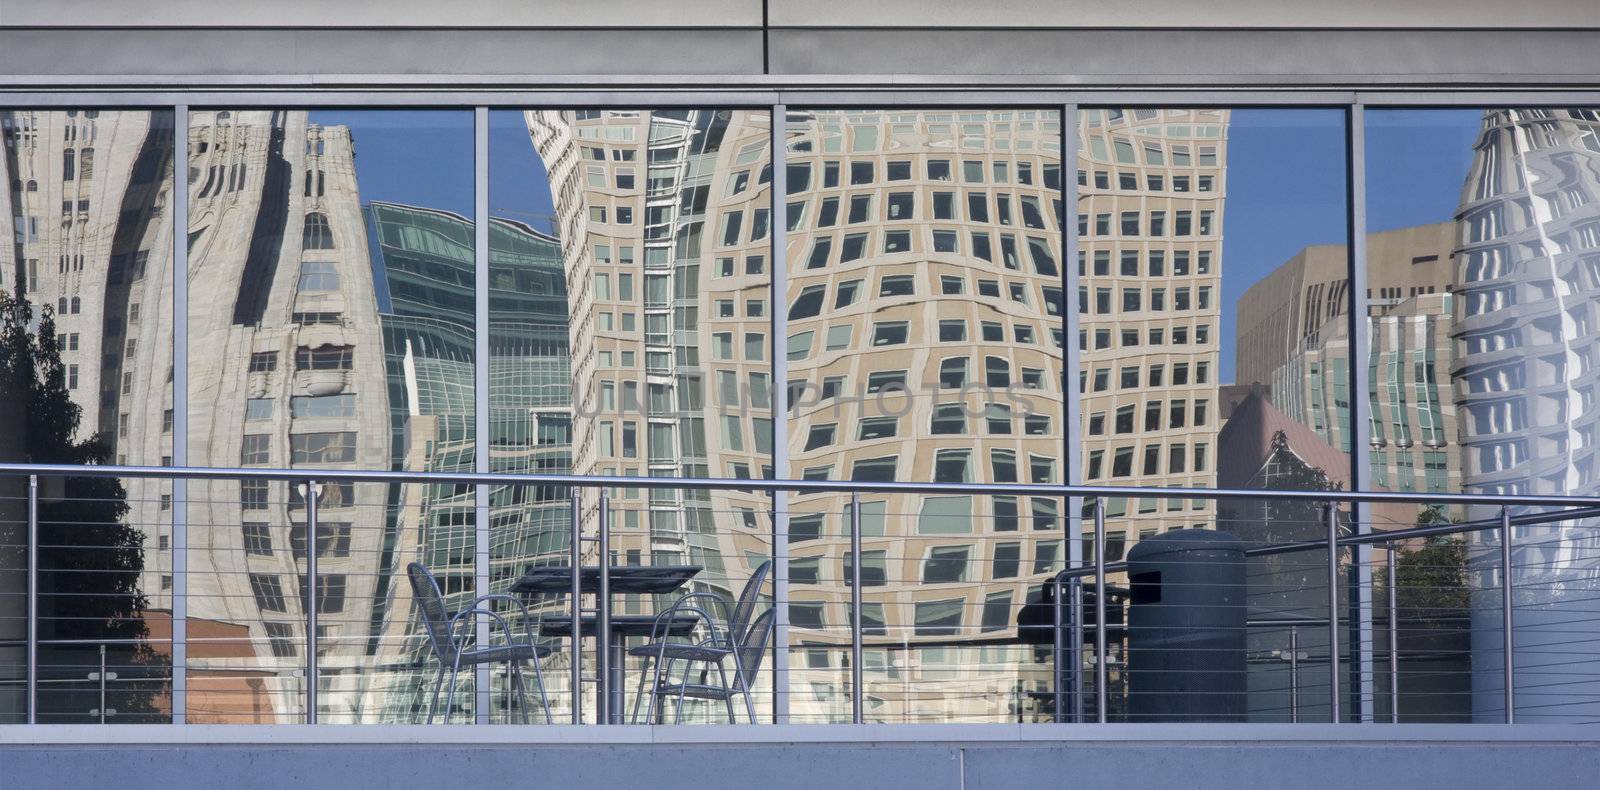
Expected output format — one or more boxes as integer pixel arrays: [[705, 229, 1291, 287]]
[[522, 111, 774, 621], [1, 110, 174, 722], [188, 113, 493, 723], [1079, 109, 1227, 541], [186, 111, 396, 721], [782, 110, 1066, 722], [483, 216, 571, 589], [1235, 222, 1461, 500], [360, 200, 482, 722], [1453, 109, 1600, 721]]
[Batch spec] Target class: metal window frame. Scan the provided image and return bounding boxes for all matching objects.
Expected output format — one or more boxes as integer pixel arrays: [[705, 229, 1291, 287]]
[[5, 85, 1600, 731]]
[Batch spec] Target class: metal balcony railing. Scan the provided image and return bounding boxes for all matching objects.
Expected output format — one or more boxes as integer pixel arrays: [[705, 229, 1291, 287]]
[[2, 461, 1598, 726]]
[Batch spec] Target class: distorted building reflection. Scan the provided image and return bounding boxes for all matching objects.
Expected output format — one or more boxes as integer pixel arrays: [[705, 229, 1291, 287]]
[[1237, 221, 1459, 503], [779, 110, 1066, 722], [1079, 109, 1227, 546], [185, 111, 490, 722], [1451, 109, 1600, 721], [518, 109, 777, 720]]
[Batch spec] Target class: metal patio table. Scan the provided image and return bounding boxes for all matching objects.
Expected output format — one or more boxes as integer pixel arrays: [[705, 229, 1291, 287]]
[[511, 564, 702, 723]]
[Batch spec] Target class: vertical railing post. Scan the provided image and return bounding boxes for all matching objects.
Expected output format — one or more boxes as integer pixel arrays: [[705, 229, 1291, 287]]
[[304, 480, 318, 724], [1500, 505, 1515, 723], [1093, 497, 1107, 723], [1326, 501, 1341, 723], [1289, 625, 1300, 724], [1069, 577, 1084, 723], [597, 490, 611, 724], [1387, 546, 1399, 723], [569, 487, 582, 724], [26, 474, 37, 724], [1051, 573, 1063, 723], [849, 491, 863, 724], [97, 643, 108, 725]]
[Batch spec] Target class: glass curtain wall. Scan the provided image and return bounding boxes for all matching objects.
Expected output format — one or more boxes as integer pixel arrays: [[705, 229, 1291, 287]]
[[783, 109, 1066, 723], [0, 109, 176, 723], [10, 99, 1600, 728]]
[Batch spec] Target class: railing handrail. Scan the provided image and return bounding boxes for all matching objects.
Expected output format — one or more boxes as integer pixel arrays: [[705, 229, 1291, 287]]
[[6, 461, 1600, 509]]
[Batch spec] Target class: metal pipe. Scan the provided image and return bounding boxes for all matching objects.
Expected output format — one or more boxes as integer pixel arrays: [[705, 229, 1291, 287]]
[[1387, 547, 1399, 724], [26, 474, 37, 724], [597, 490, 611, 725], [1093, 498, 1107, 723], [1289, 626, 1299, 724], [1347, 99, 1376, 728], [850, 492, 863, 724], [170, 103, 190, 726], [1059, 101, 1086, 726], [6, 461, 1600, 509], [1326, 502, 1341, 723], [472, 104, 492, 724], [569, 487, 582, 725], [1500, 505, 1515, 724], [305, 480, 318, 724], [768, 101, 791, 726]]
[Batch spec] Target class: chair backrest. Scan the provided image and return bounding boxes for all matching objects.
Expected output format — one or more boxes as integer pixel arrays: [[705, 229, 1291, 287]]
[[406, 562, 458, 664], [733, 607, 775, 691], [729, 560, 772, 645]]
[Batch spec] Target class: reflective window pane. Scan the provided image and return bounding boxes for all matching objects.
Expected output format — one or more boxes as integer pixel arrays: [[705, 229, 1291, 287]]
[[0, 109, 176, 722], [1079, 108, 1349, 721], [186, 110, 474, 722], [785, 109, 1065, 722], [1368, 108, 1600, 723], [490, 109, 775, 722]]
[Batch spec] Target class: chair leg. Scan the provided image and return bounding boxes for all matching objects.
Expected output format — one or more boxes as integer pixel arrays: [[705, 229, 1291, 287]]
[[528, 650, 553, 724], [509, 661, 529, 725], [444, 657, 464, 724], [673, 664, 689, 724], [643, 651, 674, 726], [728, 648, 756, 723], [715, 660, 736, 723], [630, 652, 653, 724], [426, 665, 447, 724]]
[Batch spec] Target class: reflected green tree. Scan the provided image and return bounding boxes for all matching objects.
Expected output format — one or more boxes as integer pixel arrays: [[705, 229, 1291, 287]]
[[0, 286, 164, 721]]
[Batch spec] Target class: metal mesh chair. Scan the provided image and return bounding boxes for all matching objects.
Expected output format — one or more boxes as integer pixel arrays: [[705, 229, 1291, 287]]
[[407, 562, 554, 724], [645, 608, 775, 724], [627, 561, 774, 723]]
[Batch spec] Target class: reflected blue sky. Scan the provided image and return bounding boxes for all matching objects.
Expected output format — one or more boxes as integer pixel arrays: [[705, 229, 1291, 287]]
[[489, 110, 559, 234], [1366, 109, 1480, 232], [308, 110, 476, 217], [1218, 109, 1347, 382], [312, 108, 1480, 385]]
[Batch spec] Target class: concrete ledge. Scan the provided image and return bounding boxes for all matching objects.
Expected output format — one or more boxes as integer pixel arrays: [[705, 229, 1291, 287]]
[[3, 727, 1598, 790]]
